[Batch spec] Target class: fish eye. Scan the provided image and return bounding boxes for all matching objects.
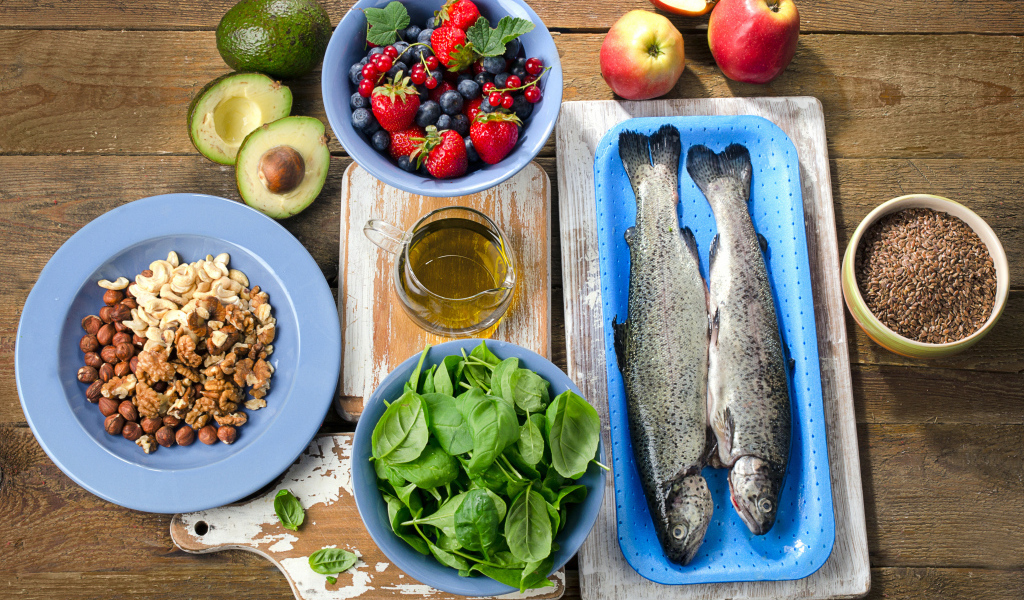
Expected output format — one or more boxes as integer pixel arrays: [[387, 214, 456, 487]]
[[757, 497, 773, 514], [672, 525, 688, 540]]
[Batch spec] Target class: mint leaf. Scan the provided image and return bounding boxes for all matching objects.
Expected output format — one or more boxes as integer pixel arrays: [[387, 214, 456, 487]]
[[274, 489, 305, 532], [365, 1, 410, 46], [465, 16, 534, 57]]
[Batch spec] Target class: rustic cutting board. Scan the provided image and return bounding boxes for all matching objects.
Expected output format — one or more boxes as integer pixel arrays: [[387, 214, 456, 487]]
[[170, 433, 565, 600], [555, 99, 870, 600], [335, 161, 551, 421]]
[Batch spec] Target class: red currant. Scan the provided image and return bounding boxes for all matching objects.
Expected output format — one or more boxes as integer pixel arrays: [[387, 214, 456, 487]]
[[524, 86, 542, 103], [524, 75, 537, 85], [482, 82, 496, 94], [425, 56, 439, 70], [525, 57, 544, 76], [488, 92, 504, 107], [410, 69, 427, 85], [358, 78, 375, 97], [362, 63, 378, 80], [501, 94, 514, 109], [505, 75, 521, 89], [384, 45, 399, 58], [425, 76, 439, 89], [376, 55, 394, 72]]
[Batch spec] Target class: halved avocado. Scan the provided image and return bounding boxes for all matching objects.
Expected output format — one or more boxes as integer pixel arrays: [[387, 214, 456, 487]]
[[188, 72, 293, 165], [235, 116, 331, 219]]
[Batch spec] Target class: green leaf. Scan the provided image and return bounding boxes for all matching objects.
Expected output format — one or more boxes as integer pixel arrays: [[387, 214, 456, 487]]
[[519, 557, 555, 593], [517, 416, 545, 465], [309, 548, 358, 575], [404, 492, 466, 538], [326, 576, 337, 585], [395, 482, 423, 516], [546, 390, 601, 479], [490, 357, 519, 404], [465, 341, 501, 390], [373, 390, 429, 464], [436, 532, 462, 551], [427, 541, 470, 571], [472, 564, 522, 589], [553, 484, 587, 510], [433, 356, 458, 396], [374, 456, 407, 488], [387, 496, 430, 555], [505, 483, 552, 563], [454, 489, 500, 554], [273, 489, 304, 532], [365, 1, 411, 46], [408, 345, 431, 392], [509, 369, 550, 414], [546, 498, 559, 533], [423, 392, 474, 455], [465, 15, 535, 57], [465, 394, 519, 475], [503, 444, 542, 481], [421, 365, 436, 394], [391, 439, 460, 489]]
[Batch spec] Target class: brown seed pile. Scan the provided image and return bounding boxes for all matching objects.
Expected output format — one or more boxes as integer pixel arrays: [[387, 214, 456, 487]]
[[855, 207, 996, 344]]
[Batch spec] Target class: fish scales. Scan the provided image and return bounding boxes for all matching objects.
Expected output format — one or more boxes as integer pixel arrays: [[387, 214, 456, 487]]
[[614, 125, 712, 565], [686, 143, 791, 536]]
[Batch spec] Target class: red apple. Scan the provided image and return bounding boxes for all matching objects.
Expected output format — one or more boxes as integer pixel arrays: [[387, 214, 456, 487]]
[[708, 0, 800, 84], [600, 10, 685, 101], [649, 0, 715, 17]]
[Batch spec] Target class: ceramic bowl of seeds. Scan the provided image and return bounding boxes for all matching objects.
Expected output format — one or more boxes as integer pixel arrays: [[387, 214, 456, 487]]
[[841, 193, 1009, 358]]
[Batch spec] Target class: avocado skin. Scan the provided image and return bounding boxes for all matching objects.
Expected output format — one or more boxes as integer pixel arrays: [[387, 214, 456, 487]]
[[217, 0, 331, 80]]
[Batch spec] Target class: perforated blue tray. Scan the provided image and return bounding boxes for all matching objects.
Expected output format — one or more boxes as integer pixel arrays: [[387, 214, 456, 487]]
[[594, 116, 835, 585]]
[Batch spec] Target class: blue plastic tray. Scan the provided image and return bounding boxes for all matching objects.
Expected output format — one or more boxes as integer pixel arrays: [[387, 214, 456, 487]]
[[594, 116, 835, 584]]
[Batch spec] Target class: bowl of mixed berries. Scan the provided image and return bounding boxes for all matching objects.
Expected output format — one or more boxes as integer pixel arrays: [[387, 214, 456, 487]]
[[322, 0, 561, 196]]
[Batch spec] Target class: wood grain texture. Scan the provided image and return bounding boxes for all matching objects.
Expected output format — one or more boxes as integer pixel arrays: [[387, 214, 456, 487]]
[[1, 0, 1023, 34], [2, 32, 1023, 161], [555, 98, 868, 600]]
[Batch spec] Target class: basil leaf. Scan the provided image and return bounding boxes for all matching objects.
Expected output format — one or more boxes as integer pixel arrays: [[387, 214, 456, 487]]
[[433, 356, 459, 396], [408, 345, 431, 392], [273, 489, 304, 532], [387, 496, 430, 555], [372, 390, 429, 464], [436, 531, 462, 551], [374, 457, 407, 488], [510, 369, 550, 414], [505, 484, 552, 563], [326, 576, 337, 584], [465, 341, 500, 390], [504, 444, 542, 481], [423, 392, 474, 455], [490, 357, 519, 403], [517, 415, 545, 465], [404, 492, 466, 538], [553, 484, 587, 510], [428, 540, 470, 571], [546, 390, 601, 479], [465, 394, 519, 475], [391, 439, 460, 489], [546, 498, 559, 533], [519, 557, 555, 593], [365, 1, 411, 46], [309, 547, 358, 575], [421, 365, 436, 394], [472, 564, 523, 589], [454, 489, 500, 553], [395, 482, 423, 516]]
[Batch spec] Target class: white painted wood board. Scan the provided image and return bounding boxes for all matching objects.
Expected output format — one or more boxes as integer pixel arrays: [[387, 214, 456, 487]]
[[554, 98, 870, 600]]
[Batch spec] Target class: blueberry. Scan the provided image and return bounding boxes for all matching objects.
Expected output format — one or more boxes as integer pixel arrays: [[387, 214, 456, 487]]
[[482, 56, 506, 75], [494, 73, 510, 88], [394, 42, 411, 63], [386, 64, 403, 81], [457, 72, 473, 82], [514, 57, 527, 69], [465, 136, 479, 162], [419, 162, 431, 177], [360, 56, 370, 66], [351, 108, 373, 131], [418, 28, 434, 44], [369, 46, 385, 56], [372, 130, 390, 153], [349, 62, 365, 85], [398, 155, 415, 172], [436, 114, 452, 130], [429, 69, 444, 83], [350, 92, 369, 110], [503, 38, 521, 61], [510, 66, 527, 79], [418, 86, 431, 103], [425, 16, 436, 29], [439, 90, 464, 115], [405, 25, 422, 42], [457, 79, 481, 100], [479, 97, 497, 113], [364, 117, 381, 135], [474, 72, 494, 87], [415, 100, 441, 127], [512, 95, 534, 121], [451, 114, 470, 137]]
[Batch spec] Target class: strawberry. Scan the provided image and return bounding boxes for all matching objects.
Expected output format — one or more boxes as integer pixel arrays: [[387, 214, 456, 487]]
[[389, 126, 425, 159], [436, 0, 481, 30], [412, 126, 468, 179], [463, 97, 483, 122], [371, 74, 420, 132], [430, 26, 474, 71], [429, 80, 455, 103], [470, 112, 521, 165]]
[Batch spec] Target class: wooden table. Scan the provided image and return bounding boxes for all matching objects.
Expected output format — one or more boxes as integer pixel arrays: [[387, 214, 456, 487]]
[[1, 2, 1021, 599]]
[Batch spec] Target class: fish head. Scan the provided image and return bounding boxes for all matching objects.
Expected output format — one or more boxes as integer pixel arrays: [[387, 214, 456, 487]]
[[729, 455, 783, 535], [662, 474, 714, 564]]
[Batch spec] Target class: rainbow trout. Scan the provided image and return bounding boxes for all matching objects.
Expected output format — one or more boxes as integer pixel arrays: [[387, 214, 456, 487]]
[[686, 144, 791, 536], [613, 125, 712, 565]]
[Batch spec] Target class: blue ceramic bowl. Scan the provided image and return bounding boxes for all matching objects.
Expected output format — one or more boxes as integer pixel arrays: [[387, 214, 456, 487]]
[[322, 0, 562, 197], [352, 340, 605, 596]]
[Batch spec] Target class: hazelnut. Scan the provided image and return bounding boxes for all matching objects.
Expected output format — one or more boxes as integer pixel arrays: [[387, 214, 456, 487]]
[[118, 400, 138, 422], [84, 351, 103, 369], [132, 334, 146, 347], [112, 331, 131, 346], [114, 361, 131, 377], [98, 306, 113, 323], [217, 426, 237, 445], [103, 289, 124, 306], [176, 426, 196, 447], [198, 425, 218, 445], [155, 426, 176, 448], [141, 417, 162, 434], [100, 345, 118, 364], [114, 321, 128, 333], [121, 297, 138, 309], [125, 286, 135, 299], [121, 421, 142, 441], [85, 381, 103, 402], [163, 415, 181, 427], [96, 323, 116, 346], [110, 304, 132, 322], [98, 363, 114, 382], [98, 396, 119, 416], [104, 414, 126, 435], [77, 365, 98, 383], [80, 334, 100, 353], [81, 315, 103, 335], [115, 342, 134, 361], [129, 356, 139, 373]]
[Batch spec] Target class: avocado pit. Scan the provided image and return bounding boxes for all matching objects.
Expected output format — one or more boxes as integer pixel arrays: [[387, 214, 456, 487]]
[[258, 145, 305, 194]]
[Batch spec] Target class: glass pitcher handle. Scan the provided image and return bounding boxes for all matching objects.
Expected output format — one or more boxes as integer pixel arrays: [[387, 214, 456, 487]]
[[363, 219, 410, 255]]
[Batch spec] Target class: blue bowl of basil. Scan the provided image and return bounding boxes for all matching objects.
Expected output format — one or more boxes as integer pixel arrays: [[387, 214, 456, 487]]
[[352, 339, 606, 596]]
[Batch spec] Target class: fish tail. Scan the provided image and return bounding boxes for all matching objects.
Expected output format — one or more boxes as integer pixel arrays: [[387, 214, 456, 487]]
[[648, 125, 681, 172], [618, 130, 652, 191], [685, 143, 752, 199]]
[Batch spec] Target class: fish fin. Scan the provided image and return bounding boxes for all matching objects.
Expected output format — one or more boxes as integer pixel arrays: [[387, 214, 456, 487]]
[[618, 130, 651, 193], [685, 144, 752, 198], [648, 125, 681, 171], [624, 226, 636, 246], [680, 227, 699, 263], [724, 406, 736, 457], [757, 233, 769, 255], [710, 307, 720, 347], [709, 233, 720, 273], [704, 428, 722, 468], [612, 316, 628, 373]]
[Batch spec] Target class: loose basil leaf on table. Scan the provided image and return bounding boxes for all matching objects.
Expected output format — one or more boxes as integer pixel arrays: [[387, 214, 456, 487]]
[[546, 390, 601, 479], [273, 489, 304, 532], [308, 547, 358, 575]]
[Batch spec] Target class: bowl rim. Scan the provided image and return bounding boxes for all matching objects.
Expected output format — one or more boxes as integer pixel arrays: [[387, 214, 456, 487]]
[[841, 193, 1009, 352], [321, 0, 563, 197]]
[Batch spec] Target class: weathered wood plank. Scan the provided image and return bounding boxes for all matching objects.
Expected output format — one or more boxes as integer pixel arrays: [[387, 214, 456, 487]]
[[1, 0, 1022, 34], [2, 32, 1022, 160]]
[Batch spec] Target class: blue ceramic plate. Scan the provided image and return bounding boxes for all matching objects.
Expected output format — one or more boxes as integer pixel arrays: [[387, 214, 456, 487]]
[[352, 340, 606, 596], [594, 117, 835, 584], [15, 194, 340, 514], [321, 0, 562, 197]]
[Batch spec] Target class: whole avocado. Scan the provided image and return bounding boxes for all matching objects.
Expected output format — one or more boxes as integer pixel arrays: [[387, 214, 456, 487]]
[[217, 0, 331, 79]]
